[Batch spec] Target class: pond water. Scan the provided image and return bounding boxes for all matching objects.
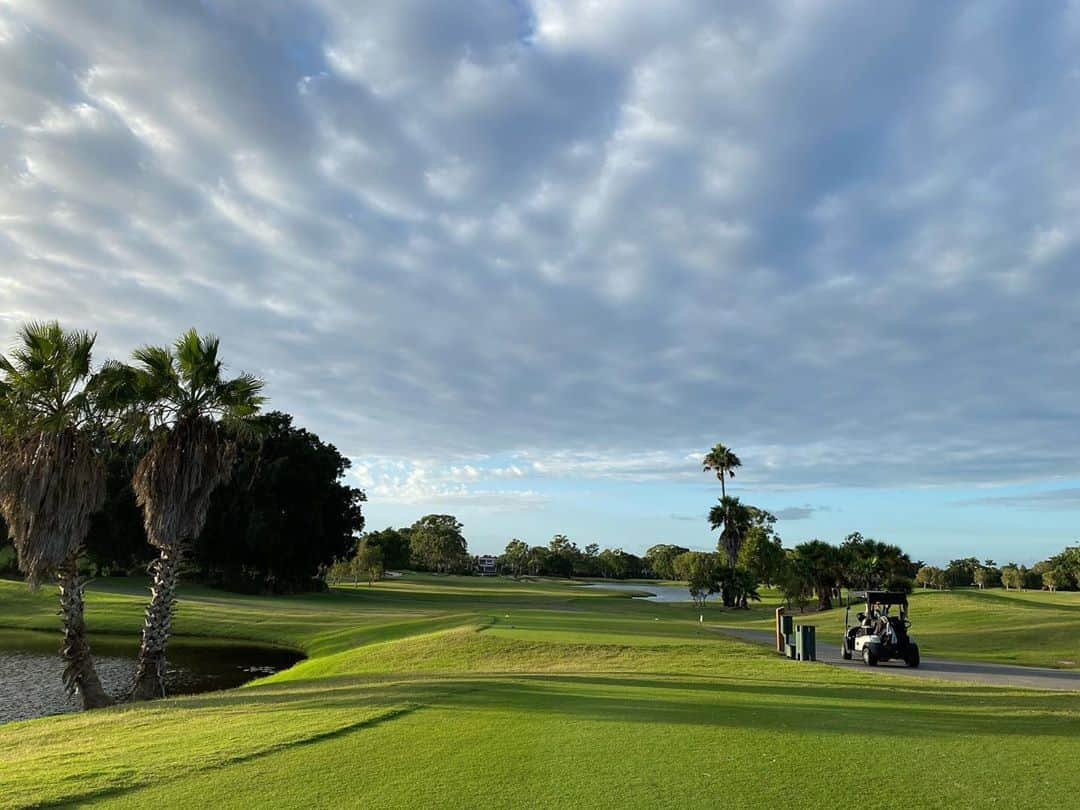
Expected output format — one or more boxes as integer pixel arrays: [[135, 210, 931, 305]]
[[579, 582, 692, 603], [0, 629, 302, 724]]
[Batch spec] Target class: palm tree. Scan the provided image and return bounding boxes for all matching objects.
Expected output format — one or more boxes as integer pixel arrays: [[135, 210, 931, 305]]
[[702, 443, 741, 497], [0, 322, 113, 709], [110, 329, 264, 700], [709, 495, 752, 607], [793, 539, 842, 611], [709, 496, 752, 568]]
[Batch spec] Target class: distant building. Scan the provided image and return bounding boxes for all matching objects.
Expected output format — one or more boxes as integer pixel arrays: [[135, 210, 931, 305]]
[[475, 554, 498, 576]]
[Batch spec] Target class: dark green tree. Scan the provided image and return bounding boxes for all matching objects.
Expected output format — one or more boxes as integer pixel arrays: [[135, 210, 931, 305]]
[[409, 514, 468, 573], [644, 544, 690, 580], [501, 538, 530, 579], [792, 539, 843, 610], [192, 412, 366, 593]]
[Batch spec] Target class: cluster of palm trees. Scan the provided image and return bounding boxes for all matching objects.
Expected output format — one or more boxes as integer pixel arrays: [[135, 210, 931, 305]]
[[0, 322, 263, 709]]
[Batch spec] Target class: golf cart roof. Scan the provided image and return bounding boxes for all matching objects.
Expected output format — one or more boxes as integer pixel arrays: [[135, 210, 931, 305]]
[[850, 590, 908, 606]]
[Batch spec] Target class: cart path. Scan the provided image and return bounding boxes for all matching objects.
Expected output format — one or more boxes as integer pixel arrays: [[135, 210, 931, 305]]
[[714, 627, 1080, 691]]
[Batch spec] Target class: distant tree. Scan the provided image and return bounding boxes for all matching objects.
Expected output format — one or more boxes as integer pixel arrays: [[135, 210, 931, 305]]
[[776, 554, 813, 612], [1021, 565, 1043, 591], [703, 443, 741, 498], [711, 498, 752, 569], [792, 540, 843, 610], [573, 543, 601, 577], [1043, 567, 1070, 592], [840, 532, 914, 590], [526, 545, 548, 576], [644, 544, 690, 580], [354, 540, 384, 585], [915, 566, 934, 589], [325, 557, 353, 586], [720, 567, 761, 609], [546, 534, 580, 578], [915, 565, 947, 590], [362, 527, 411, 570], [945, 557, 980, 587], [1040, 547, 1080, 590], [673, 551, 720, 608], [502, 538, 530, 579], [409, 514, 468, 573], [974, 563, 1000, 590], [738, 510, 785, 586], [709, 497, 754, 607], [1000, 564, 1023, 591]]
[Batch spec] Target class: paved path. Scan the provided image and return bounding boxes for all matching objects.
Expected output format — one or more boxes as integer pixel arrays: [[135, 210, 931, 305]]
[[715, 627, 1080, 691]]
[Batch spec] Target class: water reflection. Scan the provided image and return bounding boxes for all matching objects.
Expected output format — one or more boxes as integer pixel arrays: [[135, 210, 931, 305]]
[[0, 629, 302, 724]]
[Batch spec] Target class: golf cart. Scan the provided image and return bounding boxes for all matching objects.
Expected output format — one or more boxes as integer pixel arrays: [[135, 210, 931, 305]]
[[842, 591, 920, 668]]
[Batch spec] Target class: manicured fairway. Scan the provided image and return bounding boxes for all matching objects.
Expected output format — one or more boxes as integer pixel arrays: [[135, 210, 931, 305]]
[[1, 575, 1078, 808]]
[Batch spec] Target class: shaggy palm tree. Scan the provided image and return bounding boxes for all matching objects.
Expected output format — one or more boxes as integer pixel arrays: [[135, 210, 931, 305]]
[[114, 329, 263, 700], [702, 443, 741, 497], [709, 495, 752, 572], [0, 322, 113, 708]]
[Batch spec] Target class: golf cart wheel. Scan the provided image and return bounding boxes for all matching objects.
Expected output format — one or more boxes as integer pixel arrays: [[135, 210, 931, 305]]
[[905, 645, 920, 668], [863, 645, 878, 666], [841, 641, 852, 660]]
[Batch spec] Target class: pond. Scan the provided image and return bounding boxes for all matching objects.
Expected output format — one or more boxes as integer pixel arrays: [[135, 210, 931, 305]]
[[0, 629, 303, 724], [579, 582, 691, 603]]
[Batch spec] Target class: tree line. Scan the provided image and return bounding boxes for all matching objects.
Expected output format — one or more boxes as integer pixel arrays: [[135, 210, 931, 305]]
[[915, 548, 1080, 592], [329, 521, 652, 583], [1, 411, 367, 593]]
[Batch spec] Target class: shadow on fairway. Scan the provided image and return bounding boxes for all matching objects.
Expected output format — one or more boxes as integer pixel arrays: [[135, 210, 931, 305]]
[[171, 669, 1080, 741]]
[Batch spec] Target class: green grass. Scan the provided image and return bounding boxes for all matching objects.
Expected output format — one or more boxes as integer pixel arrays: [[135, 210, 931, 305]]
[[1, 575, 1079, 808]]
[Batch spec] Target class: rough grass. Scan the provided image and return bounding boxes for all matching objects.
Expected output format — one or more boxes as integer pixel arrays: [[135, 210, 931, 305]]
[[1, 575, 1079, 808]]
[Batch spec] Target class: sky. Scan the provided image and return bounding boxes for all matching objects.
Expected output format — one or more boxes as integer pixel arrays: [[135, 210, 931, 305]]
[[2, 1, 1080, 564]]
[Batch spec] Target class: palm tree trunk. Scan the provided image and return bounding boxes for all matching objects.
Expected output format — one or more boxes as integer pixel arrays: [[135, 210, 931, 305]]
[[131, 546, 181, 701], [58, 556, 114, 709]]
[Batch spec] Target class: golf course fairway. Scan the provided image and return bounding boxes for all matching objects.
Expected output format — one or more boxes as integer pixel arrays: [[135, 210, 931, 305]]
[[1, 575, 1078, 808]]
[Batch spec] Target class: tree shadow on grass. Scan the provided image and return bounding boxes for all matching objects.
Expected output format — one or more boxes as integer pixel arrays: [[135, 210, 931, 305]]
[[162, 669, 1079, 740]]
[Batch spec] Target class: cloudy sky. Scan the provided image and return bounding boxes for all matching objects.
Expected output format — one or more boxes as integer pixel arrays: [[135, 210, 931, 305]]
[[3, 1, 1080, 562]]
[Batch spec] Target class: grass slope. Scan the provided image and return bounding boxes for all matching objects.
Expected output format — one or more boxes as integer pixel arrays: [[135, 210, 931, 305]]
[[1, 575, 1078, 808]]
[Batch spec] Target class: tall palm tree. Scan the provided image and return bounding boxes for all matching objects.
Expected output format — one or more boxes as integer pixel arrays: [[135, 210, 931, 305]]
[[0, 322, 113, 709], [702, 443, 741, 498], [110, 329, 264, 700]]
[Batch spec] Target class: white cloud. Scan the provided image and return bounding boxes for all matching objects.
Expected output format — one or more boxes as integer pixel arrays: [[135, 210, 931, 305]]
[[2, 0, 1080, 495]]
